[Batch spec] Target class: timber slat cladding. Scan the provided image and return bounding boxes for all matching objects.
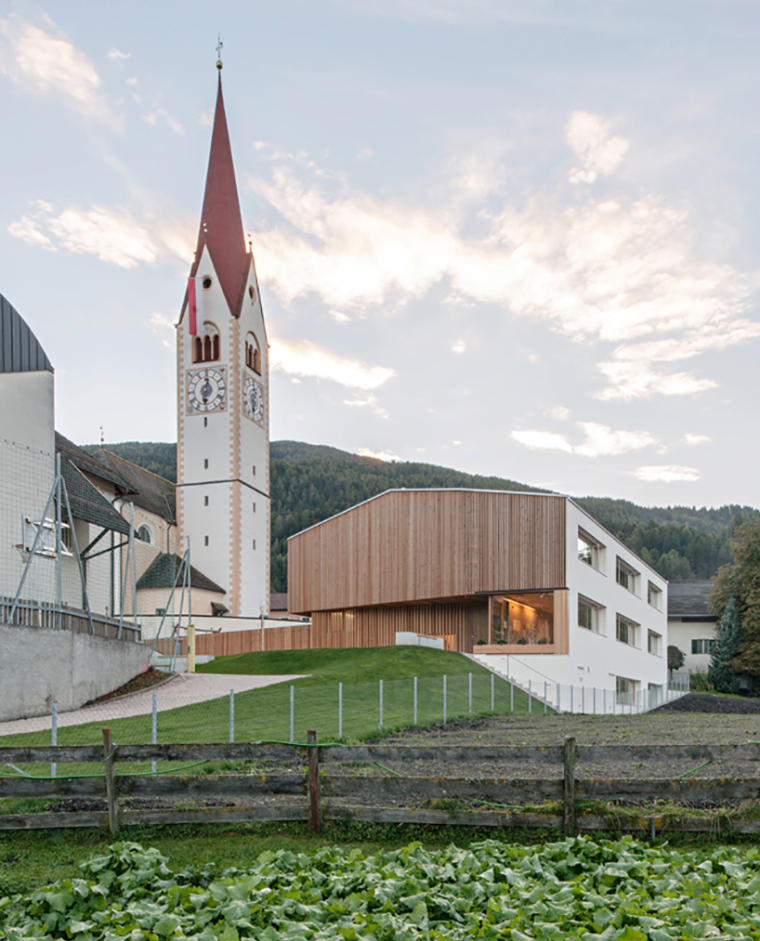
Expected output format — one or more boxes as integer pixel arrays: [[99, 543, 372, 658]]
[[289, 490, 567, 613]]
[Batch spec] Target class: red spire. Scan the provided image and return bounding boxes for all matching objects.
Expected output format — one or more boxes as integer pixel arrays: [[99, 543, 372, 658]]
[[190, 72, 249, 317]]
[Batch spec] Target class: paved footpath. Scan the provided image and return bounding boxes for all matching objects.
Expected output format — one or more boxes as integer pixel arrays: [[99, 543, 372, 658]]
[[0, 673, 308, 736]]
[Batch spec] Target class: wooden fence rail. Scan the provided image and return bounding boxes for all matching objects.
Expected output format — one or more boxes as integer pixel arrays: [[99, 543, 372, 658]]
[[2, 735, 760, 836]]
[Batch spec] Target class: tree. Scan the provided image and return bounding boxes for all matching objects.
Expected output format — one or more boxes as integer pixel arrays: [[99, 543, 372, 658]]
[[708, 597, 743, 694], [711, 519, 760, 675], [667, 645, 685, 677]]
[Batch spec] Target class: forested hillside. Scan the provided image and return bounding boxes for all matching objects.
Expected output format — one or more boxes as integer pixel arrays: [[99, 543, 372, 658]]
[[82, 440, 759, 592]]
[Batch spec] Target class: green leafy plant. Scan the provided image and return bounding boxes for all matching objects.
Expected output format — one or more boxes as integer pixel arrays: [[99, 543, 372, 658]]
[[5, 837, 760, 940]]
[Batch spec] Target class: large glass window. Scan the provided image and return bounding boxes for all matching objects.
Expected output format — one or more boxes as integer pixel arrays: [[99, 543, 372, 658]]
[[647, 582, 662, 609], [616, 675, 638, 706], [647, 630, 662, 656], [692, 638, 716, 654], [616, 557, 640, 594], [578, 595, 604, 634], [616, 614, 639, 647], [578, 528, 604, 570], [489, 592, 554, 645]]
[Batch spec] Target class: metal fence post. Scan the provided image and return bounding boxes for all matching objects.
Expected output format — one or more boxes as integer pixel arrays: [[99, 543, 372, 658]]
[[443, 675, 447, 724], [528, 679, 532, 714], [469, 673, 472, 715], [338, 682, 343, 739], [582, 685, 585, 715], [151, 694, 157, 774], [229, 689, 235, 743], [379, 679, 383, 730], [557, 682, 561, 713], [510, 677, 514, 712], [491, 674, 494, 712], [290, 685, 295, 742], [414, 676, 418, 725], [544, 681, 547, 715], [570, 685, 574, 714], [51, 701, 57, 778]]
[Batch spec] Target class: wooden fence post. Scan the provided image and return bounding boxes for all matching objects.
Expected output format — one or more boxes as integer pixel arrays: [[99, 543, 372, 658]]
[[102, 728, 118, 836], [307, 729, 321, 833], [563, 735, 577, 837]]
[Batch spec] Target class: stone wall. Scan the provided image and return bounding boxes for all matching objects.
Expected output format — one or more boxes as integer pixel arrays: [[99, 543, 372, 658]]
[[0, 624, 149, 721]]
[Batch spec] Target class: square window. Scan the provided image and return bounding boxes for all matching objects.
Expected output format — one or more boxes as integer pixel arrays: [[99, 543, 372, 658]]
[[647, 582, 662, 609], [616, 614, 639, 647], [692, 638, 716, 654], [616, 557, 640, 594], [647, 630, 662, 656], [616, 675, 638, 705], [578, 528, 604, 570], [578, 595, 604, 633]]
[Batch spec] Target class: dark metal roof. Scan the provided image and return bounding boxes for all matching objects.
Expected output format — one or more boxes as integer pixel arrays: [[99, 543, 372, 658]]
[[59, 457, 132, 536], [56, 434, 135, 492], [94, 450, 176, 524], [136, 553, 225, 593], [270, 592, 288, 611], [0, 293, 53, 373], [668, 580, 717, 618]]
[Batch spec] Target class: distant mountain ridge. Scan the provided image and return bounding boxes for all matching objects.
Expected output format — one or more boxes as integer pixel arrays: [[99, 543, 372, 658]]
[[81, 439, 759, 592]]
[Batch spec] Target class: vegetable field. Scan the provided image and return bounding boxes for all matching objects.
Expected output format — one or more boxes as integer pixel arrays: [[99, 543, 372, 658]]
[[3, 836, 760, 940]]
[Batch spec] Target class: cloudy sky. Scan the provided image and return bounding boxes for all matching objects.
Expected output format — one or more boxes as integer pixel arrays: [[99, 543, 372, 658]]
[[1, 1, 758, 508]]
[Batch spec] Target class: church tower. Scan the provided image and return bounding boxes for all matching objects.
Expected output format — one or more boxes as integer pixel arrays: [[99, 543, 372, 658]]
[[176, 61, 269, 618]]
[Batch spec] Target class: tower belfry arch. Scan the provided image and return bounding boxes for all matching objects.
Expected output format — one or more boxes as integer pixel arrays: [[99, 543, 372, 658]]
[[176, 64, 270, 619]]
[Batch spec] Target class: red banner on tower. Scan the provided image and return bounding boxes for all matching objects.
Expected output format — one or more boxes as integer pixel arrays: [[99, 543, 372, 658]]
[[188, 278, 197, 335]]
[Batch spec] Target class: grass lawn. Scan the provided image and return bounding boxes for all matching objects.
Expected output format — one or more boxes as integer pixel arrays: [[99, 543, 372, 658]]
[[0, 647, 539, 763], [196, 645, 493, 685]]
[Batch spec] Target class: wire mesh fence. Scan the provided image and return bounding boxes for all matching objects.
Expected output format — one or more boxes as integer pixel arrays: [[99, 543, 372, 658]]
[[0, 669, 690, 781]]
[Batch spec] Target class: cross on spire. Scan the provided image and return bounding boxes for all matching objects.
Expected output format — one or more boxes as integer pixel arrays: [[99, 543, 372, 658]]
[[216, 35, 223, 70]]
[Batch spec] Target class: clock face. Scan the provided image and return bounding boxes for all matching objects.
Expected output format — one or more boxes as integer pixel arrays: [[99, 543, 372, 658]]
[[243, 375, 264, 425], [187, 367, 226, 414]]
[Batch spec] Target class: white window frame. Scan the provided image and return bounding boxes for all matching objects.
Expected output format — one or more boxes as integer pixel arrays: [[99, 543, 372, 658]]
[[578, 595, 605, 634], [647, 629, 662, 656], [692, 638, 716, 655], [647, 581, 662, 610], [578, 528, 604, 572], [616, 613, 639, 647], [616, 557, 640, 595]]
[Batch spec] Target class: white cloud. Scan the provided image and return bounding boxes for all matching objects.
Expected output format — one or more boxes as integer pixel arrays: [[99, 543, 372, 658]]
[[270, 337, 395, 390], [684, 433, 711, 446], [511, 430, 573, 453], [107, 48, 130, 62], [143, 106, 183, 135], [452, 339, 467, 353], [150, 312, 175, 348], [635, 464, 700, 483], [573, 422, 656, 458], [0, 15, 118, 125], [513, 421, 657, 458], [545, 406, 572, 421], [249, 137, 758, 401], [567, 111, 629, 184], [355, 447, 400, 462], [330, 309, 351, 323], [8, 199, 193, 268], [342, 393, 388, 418]]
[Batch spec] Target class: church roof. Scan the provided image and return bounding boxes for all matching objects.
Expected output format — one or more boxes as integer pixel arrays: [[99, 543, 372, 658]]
[[188, 73, 251, 319], [94, 449, 176, 524], [59, 456, 132, 537], [137, 552, 225, 594], [0, 293, 53, 373], [56, 433, 135, 493]]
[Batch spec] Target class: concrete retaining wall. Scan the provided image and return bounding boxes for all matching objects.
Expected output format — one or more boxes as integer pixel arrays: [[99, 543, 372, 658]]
[[0, 624, 150, 721]]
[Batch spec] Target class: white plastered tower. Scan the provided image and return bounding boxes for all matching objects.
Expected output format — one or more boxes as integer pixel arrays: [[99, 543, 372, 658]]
[[176, 64, 270, 618]]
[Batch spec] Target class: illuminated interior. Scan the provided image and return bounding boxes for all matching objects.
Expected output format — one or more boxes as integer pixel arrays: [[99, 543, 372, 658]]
[[489, 592, 555, 646]]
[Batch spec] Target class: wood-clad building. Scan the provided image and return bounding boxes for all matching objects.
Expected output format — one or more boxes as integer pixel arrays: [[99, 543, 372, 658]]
[[288, 489, 571, 653]]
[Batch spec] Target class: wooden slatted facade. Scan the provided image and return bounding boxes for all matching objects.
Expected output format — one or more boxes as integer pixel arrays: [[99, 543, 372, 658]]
[[289, 490, 566, 611], [285, 490, 569, 653]]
